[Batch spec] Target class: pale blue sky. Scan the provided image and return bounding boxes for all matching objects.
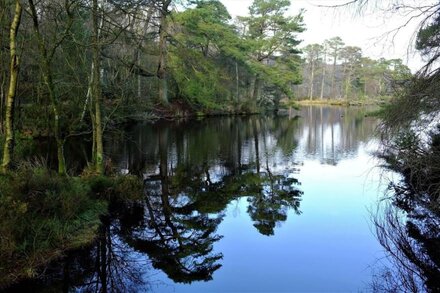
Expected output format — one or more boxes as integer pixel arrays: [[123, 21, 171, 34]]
[[220, 0, 433, 72]]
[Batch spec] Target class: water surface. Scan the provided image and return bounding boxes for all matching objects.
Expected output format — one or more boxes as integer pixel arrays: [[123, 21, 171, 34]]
[[8, 106, 386, 292]]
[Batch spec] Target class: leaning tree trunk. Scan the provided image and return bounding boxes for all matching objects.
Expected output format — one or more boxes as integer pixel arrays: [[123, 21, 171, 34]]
[[92, 0, 104, 174], [29, 0, 66, 175], [1, 0, 22, 173]]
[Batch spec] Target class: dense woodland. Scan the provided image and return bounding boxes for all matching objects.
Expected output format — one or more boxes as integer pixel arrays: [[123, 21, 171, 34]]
[[0, 0, 306, 286], [1, 0, 440, 291], [0, 0, 415, 174], [0, 0, 309, 176]]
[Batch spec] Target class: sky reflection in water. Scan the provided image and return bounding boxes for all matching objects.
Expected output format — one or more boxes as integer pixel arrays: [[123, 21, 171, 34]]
[[120, 106, 385, 292], [5, 106, 386, 293]]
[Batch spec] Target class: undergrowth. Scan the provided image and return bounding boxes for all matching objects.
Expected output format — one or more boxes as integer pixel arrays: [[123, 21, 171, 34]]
[[0, 165, 110, 288]]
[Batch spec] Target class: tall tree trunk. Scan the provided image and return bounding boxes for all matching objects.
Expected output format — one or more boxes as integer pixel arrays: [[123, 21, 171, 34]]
[[157, 0, 171, 105], [137, 51, 141, 99], [0, 72, 5, 134], [235, 61, 239, 106], [29, 0, 67, 175], [345, 70, 351, 100], [251, 74, 260, 111], [92, 0, 104, 174], [320, 53, 326, 100], [309, 60, 315, 101], [252, 118, 260, 173], [0, 0, 6, 134], [363, 75, 367, 97], [1, 0, 22, 173], [331, 55, 336, 99]]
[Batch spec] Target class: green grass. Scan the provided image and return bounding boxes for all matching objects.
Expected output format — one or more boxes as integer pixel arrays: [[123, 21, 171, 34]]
[[0, 166, 108, 288]]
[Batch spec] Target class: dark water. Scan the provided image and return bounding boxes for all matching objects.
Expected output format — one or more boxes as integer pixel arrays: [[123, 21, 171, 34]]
[[8, 106, 388, 292]]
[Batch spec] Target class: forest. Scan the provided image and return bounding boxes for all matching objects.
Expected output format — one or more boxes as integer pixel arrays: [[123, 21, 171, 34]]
[[296, 38, 411, 102], [1, 0, 440, 291]]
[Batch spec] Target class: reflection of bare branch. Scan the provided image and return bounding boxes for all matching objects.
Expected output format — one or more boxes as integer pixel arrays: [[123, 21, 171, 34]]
[[372, 200, 440, 292]]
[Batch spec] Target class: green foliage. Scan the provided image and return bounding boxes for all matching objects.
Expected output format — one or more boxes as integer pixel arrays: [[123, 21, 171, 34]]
[[83, 173, 143, 201], [169, 48, 227, 110], [113, 175, 144, 201], [416, 14, 440, 57], [238, 0, 304, 101], [0, 133, 36, 165], [169, 0, 248, 110], [298, 36, 412, 101], [0, 166, 107, 286]]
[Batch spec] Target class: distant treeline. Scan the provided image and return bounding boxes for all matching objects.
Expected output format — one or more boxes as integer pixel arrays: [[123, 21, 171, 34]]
[[295, 37, 412, 101]]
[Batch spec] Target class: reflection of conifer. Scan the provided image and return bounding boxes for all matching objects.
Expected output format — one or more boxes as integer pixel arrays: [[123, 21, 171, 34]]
[[121, 178, 223, 284], [245, 171, 302, 236]]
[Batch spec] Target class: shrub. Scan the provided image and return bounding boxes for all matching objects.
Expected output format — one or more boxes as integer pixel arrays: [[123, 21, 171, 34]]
[[0, 166, 107, 288]]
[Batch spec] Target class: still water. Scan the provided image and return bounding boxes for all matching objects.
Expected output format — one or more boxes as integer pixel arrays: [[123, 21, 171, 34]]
[[11, 106, 387, 292]]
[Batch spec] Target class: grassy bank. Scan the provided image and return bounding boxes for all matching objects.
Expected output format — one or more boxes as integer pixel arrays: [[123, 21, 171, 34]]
[[0, 165, 143, 289], [297, 97, 390, 107]]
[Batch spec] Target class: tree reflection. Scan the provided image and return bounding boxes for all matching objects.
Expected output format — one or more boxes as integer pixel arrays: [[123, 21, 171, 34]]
[[373, 136, 440, 292], [297, 106, 378, 165], [100, 115, 304, 286], [246, 170, 302, 236], [118, 132, 224, 284], [4, 213, 151, 293], [372, 203, 440, 292], [6, 109, 383, 291], [122, 176, 224, 284]]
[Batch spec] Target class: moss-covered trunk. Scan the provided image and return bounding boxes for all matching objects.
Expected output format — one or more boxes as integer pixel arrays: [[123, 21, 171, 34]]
[[1, 0, 22, 173]]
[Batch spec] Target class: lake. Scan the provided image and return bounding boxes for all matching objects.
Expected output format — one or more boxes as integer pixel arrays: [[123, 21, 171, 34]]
[[7, 106, 388, 292]]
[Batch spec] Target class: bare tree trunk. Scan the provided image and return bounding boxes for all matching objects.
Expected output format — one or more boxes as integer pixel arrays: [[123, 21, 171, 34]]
[[0, 1, 6, 134], [137, 51, 141, 99], [345, 70, 351, 101], [92, 0, 104, 174], [249, 74, 260, 112], [320, 52, 326, 100], [157, 0, 171, 105], [252, 118, 260, 173], [235, 61, 239, 105], [1, 0, 22, 173], [29, 0, 67, 175], [363, 76, 367, 98], [0, 74, 4, 134], [309, 60, 315, 101], [331, 56, 336, 99]]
